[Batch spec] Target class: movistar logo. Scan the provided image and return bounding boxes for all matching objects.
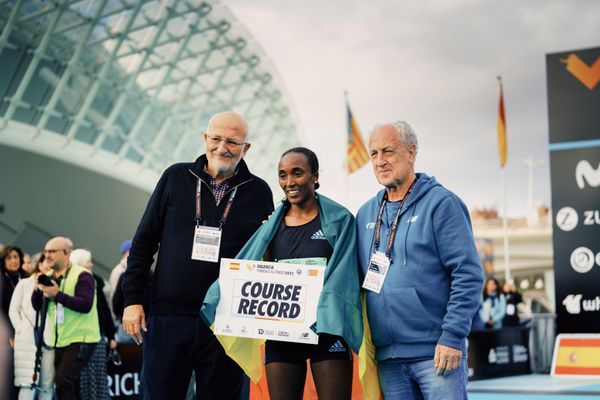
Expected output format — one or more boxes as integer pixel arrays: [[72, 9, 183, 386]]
[[561, 54, 600, 90]]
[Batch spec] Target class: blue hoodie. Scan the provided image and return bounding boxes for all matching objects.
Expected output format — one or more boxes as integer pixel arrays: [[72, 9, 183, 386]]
[[356, 173, 483, 362]]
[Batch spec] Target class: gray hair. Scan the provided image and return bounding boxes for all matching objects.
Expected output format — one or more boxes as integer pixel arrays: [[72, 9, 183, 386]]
[[371, 121, 419, 154], [70, 248, 92, 267]]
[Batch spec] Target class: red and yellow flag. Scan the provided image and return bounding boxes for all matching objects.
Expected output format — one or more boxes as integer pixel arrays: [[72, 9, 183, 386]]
[[346, 100, 369, 173], [553, 336, 600, 376], [497, 77, 507, 168]]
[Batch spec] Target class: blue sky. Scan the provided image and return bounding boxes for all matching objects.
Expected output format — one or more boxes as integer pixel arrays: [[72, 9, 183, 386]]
[[222, 0, 600, 216]]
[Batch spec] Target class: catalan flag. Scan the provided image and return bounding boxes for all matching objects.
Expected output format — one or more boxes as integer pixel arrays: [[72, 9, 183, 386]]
[[497, 77, 507, 168], [346, 98, 370, 173]]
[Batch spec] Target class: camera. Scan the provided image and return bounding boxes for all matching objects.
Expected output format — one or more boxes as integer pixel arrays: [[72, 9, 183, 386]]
[[37, 274, 54, 287]]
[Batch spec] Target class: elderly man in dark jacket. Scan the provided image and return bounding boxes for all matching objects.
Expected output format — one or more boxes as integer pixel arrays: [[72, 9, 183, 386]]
[[121, 111, 274, 399]]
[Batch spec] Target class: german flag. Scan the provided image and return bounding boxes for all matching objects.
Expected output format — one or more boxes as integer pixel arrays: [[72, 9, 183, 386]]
[[346, 96, 369, 173], [497, 77, 507, 168], [554, 336, 600, 375]]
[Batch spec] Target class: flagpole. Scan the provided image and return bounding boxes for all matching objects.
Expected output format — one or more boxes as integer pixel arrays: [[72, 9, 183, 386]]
[[501, 166, 511, 281], [343, 90, 349, 206], [497, 76, 511, 281]]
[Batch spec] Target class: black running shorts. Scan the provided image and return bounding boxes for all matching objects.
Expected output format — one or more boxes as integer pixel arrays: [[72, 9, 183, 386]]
[[265, 333, 353, 365]]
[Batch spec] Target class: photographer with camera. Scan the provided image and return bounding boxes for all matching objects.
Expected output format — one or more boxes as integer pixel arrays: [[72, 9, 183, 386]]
[[32, 237, 100, 400]]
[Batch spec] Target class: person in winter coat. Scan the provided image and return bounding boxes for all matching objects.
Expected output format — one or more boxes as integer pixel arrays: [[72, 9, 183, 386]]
[[2, 245, 28, 400], [9, 254, 55, 400], [70, 248, 116, 400]]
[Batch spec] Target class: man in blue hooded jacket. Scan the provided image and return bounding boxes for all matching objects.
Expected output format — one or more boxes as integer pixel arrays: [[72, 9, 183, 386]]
[[356, 121, 483, 399]]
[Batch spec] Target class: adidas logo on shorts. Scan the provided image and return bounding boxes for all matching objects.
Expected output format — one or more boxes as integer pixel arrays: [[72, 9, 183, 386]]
[[311, 229, 326, 240], [328, 340, 346, 353]]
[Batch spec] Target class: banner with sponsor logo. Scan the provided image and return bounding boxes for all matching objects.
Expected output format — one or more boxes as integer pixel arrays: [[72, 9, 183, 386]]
[[546, 46, 600, 334], [214, 258, 325, 344], [107, 344, 142, 399]]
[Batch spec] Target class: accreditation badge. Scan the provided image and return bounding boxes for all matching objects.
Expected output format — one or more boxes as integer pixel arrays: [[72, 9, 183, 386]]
[[56, 304, 65, 324], [191, 225, 222, 262], [362, 251, 390, 293]]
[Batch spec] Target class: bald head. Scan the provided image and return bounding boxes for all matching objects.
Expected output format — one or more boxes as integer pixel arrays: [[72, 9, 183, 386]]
[[44, 236, 73, 273], [207, 112, 249, 141]]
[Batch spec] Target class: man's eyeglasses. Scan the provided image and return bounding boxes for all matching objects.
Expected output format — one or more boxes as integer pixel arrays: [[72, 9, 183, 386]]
[[206, 134, 248, 149], [43, 249, 65, 255]]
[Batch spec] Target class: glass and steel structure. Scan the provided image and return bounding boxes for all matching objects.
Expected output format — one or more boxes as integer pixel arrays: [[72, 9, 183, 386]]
[[0, 0, 301, 191]]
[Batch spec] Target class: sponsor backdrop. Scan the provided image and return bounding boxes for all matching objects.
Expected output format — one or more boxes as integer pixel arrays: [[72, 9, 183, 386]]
[[547, 46, 600, 334]]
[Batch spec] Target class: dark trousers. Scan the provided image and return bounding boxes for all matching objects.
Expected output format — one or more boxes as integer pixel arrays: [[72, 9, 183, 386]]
[[141, 315, 243, 400], [55, 343, 97, 400]]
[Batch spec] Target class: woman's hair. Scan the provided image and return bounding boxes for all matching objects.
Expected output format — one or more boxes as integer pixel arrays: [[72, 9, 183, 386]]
[[482, 277, 503, 300], [0, 245, 24, 271], [281, 147, 320, 190], [32, 253, 45, 275]]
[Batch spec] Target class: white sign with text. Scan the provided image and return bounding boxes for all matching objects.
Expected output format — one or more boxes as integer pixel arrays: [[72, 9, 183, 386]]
[[214, 258, 325, 344]]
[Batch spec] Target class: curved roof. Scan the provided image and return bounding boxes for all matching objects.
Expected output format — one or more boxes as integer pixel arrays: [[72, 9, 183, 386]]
[[0, 0, 301, 191]]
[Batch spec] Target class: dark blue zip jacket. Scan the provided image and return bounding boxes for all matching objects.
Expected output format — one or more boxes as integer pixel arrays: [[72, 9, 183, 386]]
[[122, 155, 273, 316], [356, 173, 483, 361]]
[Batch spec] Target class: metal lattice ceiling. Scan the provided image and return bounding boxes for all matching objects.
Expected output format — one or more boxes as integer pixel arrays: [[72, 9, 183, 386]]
[[0, 0, 301, 189]]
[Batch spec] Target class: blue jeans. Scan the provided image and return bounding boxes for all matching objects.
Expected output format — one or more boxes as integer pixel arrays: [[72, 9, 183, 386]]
[[378, 358, 468, 400]]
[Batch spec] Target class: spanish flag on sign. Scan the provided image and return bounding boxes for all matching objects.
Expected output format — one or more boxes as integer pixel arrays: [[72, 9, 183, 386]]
[[554, 336, 600, 376], [346, 95, 370, 173]]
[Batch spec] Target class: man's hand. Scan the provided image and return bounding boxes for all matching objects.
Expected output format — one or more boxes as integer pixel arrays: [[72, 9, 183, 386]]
[[122, 304, 146, 345], [434, 344, 462, 376], [37, 280, 60, 299], [109, 339, 117, 350]]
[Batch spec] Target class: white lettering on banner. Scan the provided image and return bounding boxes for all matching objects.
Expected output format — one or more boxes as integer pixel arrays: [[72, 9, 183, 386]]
[[562, 294, 600, 314], [107, 373, 140, 397], [575, 160, 600, 189], [512, 345, 529, 363], [215, 258, 325, 344], [488, 347, 510, 365], [583, 210, 600, 225], [582, 297, 600, 312]]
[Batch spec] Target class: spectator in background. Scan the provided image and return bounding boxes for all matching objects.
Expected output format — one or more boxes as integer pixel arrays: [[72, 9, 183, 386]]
[[9, 254, 55, 400], [502, 280, 523, 327], [109, 240, 131, 305], [21, 255, 33, 277], [1, 245, 27, 400], [32, 237, 100, 400], [479, 277, 506, 329], [70, 248, 116, 400]]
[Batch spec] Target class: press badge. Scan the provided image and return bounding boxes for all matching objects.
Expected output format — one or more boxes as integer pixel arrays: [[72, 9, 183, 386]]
[[362, 251, 390, 293], [56, 304, 65, 324], [191, 226, 222, 262], [506, 303, 516, 316]]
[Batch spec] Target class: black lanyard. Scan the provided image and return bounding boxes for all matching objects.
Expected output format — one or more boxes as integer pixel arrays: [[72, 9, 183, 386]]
[[373, 178, 417, 262], [195, 179, 238, 229]]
